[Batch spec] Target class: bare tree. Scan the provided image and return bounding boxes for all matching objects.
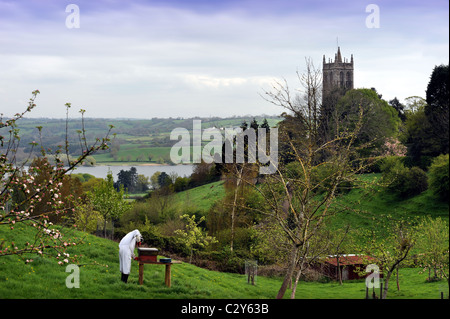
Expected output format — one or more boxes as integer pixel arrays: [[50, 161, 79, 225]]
[[248, 58, 372, 299]]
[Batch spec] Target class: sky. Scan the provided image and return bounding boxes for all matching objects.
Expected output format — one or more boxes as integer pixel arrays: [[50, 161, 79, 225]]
[[0, 0, 448, 119]]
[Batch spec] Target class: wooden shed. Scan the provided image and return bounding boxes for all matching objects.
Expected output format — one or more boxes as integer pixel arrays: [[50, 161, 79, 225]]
[[314, 254, 378, 281]]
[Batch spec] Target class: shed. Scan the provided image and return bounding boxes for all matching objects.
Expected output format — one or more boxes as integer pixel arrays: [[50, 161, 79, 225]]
[[314, 254, 378, 281]]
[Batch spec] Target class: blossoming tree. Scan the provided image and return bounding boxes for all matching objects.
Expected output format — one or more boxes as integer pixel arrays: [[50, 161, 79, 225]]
[[0, 91, 113, 265]]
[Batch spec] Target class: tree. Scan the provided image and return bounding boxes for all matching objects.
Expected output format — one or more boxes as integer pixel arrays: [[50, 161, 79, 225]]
[[150, 171, 161, 189], [357, 220, 417, 299], [428, 154, 449, 202], [425, 64, 449, 155], [261, 118, 270, 132], [330, 88, 400, 157], [174, 214, 217, 263], [416, 217, 449, 284], [402, 99, 438, 167], [250, 118, 259, 130], [135, 174, 150, 193], [72, 200, 103, 233], [190, 161, 217, 187], [115, 167, 138, 193], [402, 65, 449, 167], [158, 171, 172, 188], [219, 162, 260, 252], [389, 97, 407, 122], [257, 58, 373, 299], [90, 172, 131, 238], [1, 91, 113, 264]]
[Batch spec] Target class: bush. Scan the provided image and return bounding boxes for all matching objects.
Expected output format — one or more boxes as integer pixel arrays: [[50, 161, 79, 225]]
[[381, 156, 428, 199], [402, 167, 429, 198], [140, 230, 190, 256], [428, 154, 449, 202], [379, 156, 405, 173]]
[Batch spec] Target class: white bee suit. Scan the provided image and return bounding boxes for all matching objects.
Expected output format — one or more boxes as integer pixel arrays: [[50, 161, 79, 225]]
[[119, 229, 142, 275]]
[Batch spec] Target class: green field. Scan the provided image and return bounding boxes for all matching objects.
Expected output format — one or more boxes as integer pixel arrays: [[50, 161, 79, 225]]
[[8, 116, 282, 165], [1, 173, 448, 299], [0, 223, 446, 299], [171, 173, 448, 226], [172, 181, 225, 212], [94, 145, 174, 164]]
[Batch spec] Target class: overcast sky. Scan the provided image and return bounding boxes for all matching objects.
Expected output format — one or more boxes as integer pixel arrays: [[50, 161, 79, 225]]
[[0, 0, 448, 119]]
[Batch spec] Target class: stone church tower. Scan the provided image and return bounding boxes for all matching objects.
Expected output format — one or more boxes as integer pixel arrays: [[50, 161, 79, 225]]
[[322, 47, 354, 102]]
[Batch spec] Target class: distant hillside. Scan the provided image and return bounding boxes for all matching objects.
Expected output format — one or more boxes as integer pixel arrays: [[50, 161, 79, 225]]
[[0, 116, 282, 164]]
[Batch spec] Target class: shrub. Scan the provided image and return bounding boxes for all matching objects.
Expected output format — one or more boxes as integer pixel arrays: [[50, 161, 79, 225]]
[[379, 156, 405, 173], [428, 154, 449, 202], [402, 167, 429, 198], [381, 156, 428, 199]]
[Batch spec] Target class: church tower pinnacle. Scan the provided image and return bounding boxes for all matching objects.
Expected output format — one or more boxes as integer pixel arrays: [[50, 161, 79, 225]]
[[322, 47, 354, 102]]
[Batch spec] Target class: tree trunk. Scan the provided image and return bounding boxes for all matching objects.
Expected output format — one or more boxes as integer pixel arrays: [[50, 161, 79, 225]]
[[111, 219, 115, 240], [290, 264, 304, 299], [337, 257, 343, 285], [103, 218, 107, 238], [230, 166, 243, 252], [382, 270, 394, 299], [276, 245, 298, 299]]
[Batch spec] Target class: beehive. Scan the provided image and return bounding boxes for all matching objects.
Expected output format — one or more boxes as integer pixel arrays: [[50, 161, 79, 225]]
[[137, 247, 158, 262]]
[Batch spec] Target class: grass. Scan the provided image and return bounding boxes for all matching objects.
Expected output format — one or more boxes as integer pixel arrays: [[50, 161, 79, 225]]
[[172, 181, 225, 213], [94, 145, 174, 164], [327, 173, 449, 234], [1, 174, 448, 299], [0, 223, 446, 299], [170, 173, 448, 231]]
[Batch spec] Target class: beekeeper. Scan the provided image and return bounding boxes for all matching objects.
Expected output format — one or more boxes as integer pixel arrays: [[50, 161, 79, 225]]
[[119, 229, 142, 283]]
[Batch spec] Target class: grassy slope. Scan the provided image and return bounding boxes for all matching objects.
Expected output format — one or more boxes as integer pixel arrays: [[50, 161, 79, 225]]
[[172, 181, 225, 213], [172, 173, 448, 225], [1, 174, 448, 299], [0, 224, 445, 299], [328, 173, 449, 234]]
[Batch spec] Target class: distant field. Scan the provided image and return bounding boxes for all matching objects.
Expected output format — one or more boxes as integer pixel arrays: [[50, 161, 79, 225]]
[[94, 145, 174, 164]]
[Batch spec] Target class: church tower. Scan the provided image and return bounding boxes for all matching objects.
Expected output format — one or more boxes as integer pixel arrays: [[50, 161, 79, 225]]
[[322, 47, 354, 102]]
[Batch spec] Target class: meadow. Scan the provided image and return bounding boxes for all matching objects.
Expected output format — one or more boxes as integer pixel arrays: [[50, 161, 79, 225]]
[[0, 173, 448, 299], [0, 223, 445, 299]]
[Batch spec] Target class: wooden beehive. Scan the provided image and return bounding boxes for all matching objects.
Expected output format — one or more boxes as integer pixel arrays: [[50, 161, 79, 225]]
[[137, 247, 158, 262]]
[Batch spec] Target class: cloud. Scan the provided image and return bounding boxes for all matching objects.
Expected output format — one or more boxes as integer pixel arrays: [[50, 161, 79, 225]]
[[0, 0, 448, 118]]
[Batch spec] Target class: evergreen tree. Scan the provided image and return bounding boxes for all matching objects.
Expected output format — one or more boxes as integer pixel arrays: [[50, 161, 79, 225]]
[[115, 167, 138, 193], [261, 118, 270, 132], [425, 64, 449, 155]]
